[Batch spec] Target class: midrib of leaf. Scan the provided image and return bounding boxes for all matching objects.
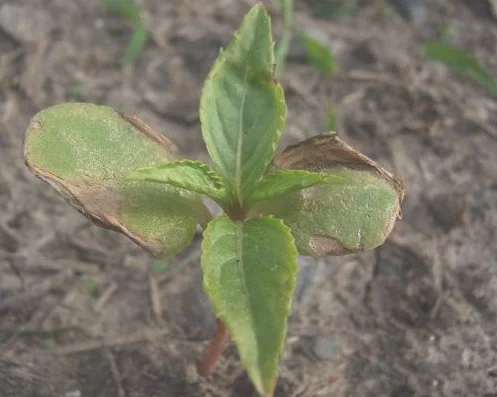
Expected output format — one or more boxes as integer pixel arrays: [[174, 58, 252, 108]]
[[235, 66, 249, 206], [234, 221, 260, 373]]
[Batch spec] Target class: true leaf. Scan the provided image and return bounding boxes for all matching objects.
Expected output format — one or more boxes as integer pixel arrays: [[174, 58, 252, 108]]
[[424, 42, 497, 95], [299, 32, 337, 75], [257, 133, 405, 256], [200, 4, 286, 208], [246, 169, 342, 205], [127, 159, 226, 202], [24, 103, 210, 256], [202, 215, 298, 397]]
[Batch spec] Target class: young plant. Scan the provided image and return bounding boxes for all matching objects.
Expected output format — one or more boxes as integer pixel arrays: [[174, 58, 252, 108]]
[[103, 0, 150, 67], [23, 4, 405, 396]]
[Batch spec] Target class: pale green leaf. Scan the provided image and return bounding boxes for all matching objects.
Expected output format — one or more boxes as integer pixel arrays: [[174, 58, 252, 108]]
[[424, 42, 497, 96], [299, 32, 337, 75], [127, 159, 226, 202], [247, 169, 342, 205], [24, 103, 210, 256], [202, 215, 298, 397], [258, 133, 405, 256], [200, 4, 286, 208]]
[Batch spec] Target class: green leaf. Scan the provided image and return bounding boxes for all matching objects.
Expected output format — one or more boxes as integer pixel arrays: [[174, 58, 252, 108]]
[[151, 259, 169, 274], [424, 42, 497, 95], [312, 0, 358, 20], [82, 277, 98, 297], [200, 4, 286, 208], [257, 133, 405, 256], [299, 32, 337, 75], [122, 21, 149, 67], [247, 169, 342, 205], [103, 0, 142, 22], [275, 0, 294, 77], [127, 159, 226, 202], [202, 215, 297, 397], [24, 103, 210, 256]]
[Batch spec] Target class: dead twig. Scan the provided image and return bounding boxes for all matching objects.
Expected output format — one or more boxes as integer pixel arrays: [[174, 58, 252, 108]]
[[29, 327, 208, 356], [94, 282, 118, 312], [105, 348, 126, 397]]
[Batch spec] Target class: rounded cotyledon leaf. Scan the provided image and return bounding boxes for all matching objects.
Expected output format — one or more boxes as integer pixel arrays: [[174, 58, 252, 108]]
[[24, 102, 210, 256], [257, 132, 406, 256]]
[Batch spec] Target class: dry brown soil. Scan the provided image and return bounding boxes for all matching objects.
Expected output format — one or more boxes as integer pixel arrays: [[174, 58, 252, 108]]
[[1, 0, 497, 396]]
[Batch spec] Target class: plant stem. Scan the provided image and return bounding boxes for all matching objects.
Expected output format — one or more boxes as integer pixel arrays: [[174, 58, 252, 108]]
[[196, 319, 228, 376]]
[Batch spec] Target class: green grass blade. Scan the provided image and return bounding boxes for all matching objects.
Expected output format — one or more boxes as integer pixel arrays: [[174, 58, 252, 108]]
[[299, 32, 337, 75], [122, 21, 149, 67], [103, 0, 142, 22], [424, 42, 497, 95]]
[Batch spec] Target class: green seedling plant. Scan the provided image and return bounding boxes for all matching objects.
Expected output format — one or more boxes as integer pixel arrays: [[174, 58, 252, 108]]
[[103, 0, 150, 67], [23, 4, 405, 396], [424, 41, 497, 96]]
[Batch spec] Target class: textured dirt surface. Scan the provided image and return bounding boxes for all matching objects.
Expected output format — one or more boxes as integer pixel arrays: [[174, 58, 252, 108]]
[[1, 0, 497, 396]]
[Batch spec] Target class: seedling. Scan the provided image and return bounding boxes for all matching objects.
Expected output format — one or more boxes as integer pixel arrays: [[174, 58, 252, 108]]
[[103, 0, 150, 67], [23, 4, 405, 396], [424, 41, 497, 96]]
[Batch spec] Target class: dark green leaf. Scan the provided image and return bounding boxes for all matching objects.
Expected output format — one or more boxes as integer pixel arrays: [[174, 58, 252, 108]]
[[202, 215, 298, 397], [200, 4, 286, 208], [424, 42, 497, 95]]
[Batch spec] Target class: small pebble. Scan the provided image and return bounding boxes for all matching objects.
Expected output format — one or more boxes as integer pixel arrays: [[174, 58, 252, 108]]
[[312, 336, 342, 361], [64, 391, 81, 397]]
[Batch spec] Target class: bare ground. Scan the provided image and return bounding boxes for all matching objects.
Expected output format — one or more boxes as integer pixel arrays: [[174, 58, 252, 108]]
[[1, 0, 497, 396]]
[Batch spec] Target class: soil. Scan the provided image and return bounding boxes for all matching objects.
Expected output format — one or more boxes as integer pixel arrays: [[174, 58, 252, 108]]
[[1, 0, 497, 396]]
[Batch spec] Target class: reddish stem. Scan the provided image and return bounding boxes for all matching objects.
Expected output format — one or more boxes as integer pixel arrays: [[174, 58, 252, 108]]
[[196, 319, 228, 376]]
